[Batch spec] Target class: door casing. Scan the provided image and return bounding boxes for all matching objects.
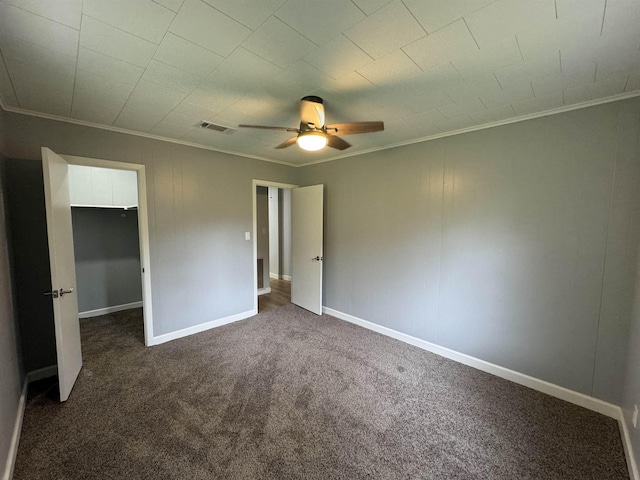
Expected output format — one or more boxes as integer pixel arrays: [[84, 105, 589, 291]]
[[59, 153, 154, 346], [252, 179, 297, 313]]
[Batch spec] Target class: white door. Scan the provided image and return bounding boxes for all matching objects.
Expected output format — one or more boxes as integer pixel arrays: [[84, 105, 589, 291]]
[[42, 147, 82, 402], [291, 184, 324, 315]]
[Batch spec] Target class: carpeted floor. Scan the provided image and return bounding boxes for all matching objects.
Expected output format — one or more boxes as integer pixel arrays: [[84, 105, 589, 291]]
[[14, 305, 629, 479]]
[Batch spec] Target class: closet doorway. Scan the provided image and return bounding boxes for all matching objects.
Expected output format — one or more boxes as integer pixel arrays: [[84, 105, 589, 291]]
[[69, 164, 144, 338], [63, 154, 153, 346]]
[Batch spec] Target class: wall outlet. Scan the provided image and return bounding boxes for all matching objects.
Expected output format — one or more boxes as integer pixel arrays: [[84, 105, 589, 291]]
[[633, 405, 638, 429]]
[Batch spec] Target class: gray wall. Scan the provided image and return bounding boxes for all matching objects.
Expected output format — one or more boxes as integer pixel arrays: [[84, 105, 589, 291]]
[[1, 110, 296, 337], [298, 98, 640, 404], [256, 186, 270, 289], [0, 153, 23, 479], [622, 250, 640, 472], [71, 207, 142, 313]]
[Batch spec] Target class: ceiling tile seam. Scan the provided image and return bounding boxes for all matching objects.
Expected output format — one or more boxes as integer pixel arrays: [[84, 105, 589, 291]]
[[2, 1, 80, 31], [462, 17, 481, 50], [69, 12, 85, 119], [349, 0, 367, 17], [403, 49, 425, 75], [82, 13, 164, 47], [199, 1, 259, 32], [528, 81, 535, 98], [345, 34, 376, 64], [623, 74, 631, 92], [79, 45, 148, 73], [554, 0, 558, 19], [599, 0, 608, 36], [270, 14, 323, 48], [593, 64, 599, 84], [0, 50, 20, 109], [150, 0, 179, 15], [398, 0, 428, 37], [162, 1, 186, 39], [449, 61, 464, 78], [493, 72, 505, 90], [559, 49, 563, 74], [160, 30, 226, 59], [514, 35, 525, 62], [111, 63, 163, 127]]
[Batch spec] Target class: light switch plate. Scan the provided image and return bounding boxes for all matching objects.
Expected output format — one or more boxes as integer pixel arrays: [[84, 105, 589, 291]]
[[245, 232, 250, 240]]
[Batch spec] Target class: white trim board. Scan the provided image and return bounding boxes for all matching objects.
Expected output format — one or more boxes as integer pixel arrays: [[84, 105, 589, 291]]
[[322, 307, 620, 419], [78, 301, 143, 319], [26, 365, 57, 383], [269, 273, 280, 280], [257, 287, 271, 296], [282, 275, 291, 281], [3, 380, 27, 480], [619, 407, 640, 480], [149, 309, 255, 346]]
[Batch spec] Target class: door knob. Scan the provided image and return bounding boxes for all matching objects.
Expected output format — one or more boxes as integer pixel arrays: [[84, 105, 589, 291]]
[[312, 256, 323, 261], [44, 290, 59, 298], [59, 287, 74, 296]]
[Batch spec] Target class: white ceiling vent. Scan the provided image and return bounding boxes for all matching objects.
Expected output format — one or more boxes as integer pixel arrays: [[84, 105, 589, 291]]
[[196, 121, 234, 133]]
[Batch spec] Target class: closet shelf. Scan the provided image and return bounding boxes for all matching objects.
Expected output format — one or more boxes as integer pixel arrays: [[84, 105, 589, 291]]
[[71, 204, 138, 210]]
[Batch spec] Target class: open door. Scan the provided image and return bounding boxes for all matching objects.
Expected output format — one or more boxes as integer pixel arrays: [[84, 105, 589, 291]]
[[291, 184, 323, 315], [42, 147, 82, 402]]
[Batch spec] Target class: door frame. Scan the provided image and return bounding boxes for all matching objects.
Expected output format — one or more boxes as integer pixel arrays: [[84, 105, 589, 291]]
[[62, 154, 154, 346], [252, 179, 297, 314]]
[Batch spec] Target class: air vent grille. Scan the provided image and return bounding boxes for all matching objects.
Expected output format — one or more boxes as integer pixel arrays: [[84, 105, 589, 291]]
[[196, 120, 234, 133]]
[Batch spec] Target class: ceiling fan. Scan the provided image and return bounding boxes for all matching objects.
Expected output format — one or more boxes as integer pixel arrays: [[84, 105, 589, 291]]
[[238, 96, 384, 151]]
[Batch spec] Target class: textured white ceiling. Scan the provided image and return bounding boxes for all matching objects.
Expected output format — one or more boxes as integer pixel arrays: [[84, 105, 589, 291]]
[[0, 0, 639, 166]]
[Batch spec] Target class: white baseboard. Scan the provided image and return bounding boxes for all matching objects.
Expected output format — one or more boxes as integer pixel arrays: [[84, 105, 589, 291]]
[[26, 365, 57, 383], [269, 272, 279, 280], [282, 275, 291, 281], [149, 309, 255, 346], [618, 407, 640, 480], [3, 380, 27, 480], [257, 287, 271, 296], [79, 301, 143, 319], [322, 307, 620, 419]]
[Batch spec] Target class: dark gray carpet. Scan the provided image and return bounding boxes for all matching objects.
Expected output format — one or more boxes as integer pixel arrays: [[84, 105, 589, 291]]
[[14, 304, 628, 479]]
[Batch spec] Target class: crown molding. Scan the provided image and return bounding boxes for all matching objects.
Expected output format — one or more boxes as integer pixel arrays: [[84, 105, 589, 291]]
[[2, 90, 640, 168]]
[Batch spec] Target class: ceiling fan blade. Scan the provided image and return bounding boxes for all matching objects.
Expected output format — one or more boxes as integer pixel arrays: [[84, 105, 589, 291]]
[[325, 121, 384, 135], [300, 96, 325, 128], [326, 135, 351, 150], [238, 124, 298, 132], [275, 136, 298, 149]]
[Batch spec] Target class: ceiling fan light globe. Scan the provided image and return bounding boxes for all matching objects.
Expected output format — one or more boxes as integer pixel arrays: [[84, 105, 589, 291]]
[[297, 132, 327, 151]]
